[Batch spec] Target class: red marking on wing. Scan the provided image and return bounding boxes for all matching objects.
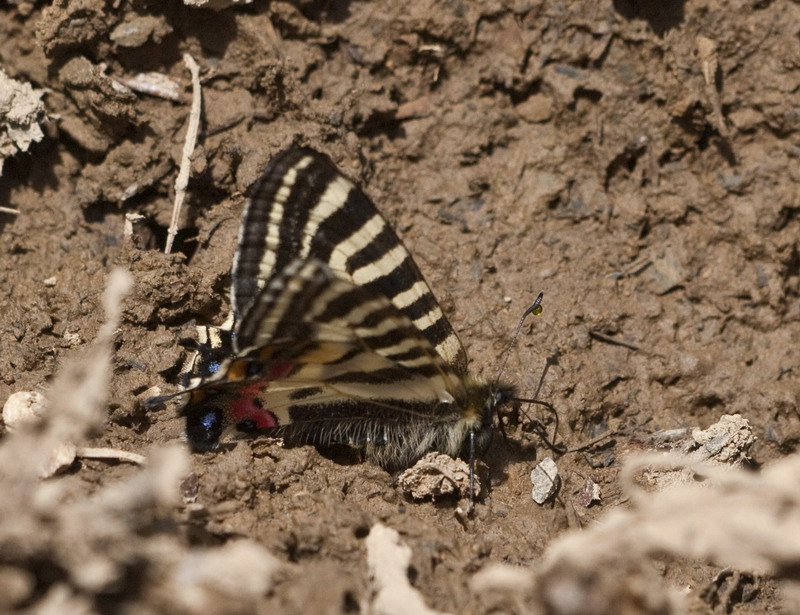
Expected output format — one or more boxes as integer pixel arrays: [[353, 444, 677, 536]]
[[230, 396, 277, 428], [265, 360, 296, 381], [228, 360, 295, 429]]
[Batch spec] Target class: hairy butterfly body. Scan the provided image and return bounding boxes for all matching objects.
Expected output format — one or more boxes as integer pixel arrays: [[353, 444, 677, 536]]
[[180, 147, 516, 477]]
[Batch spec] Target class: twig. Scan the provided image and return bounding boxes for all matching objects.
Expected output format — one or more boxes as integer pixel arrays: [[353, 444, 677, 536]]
[[697, 36, 730, 139], [76, 447, 147, 465], [588, 331, 640, 351], [0, 206, 20, 215], [567, 429, 620, 453], [165, 54, 202, 255]]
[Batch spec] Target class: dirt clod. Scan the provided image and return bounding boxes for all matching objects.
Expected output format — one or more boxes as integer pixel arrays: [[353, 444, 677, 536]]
[[0, 69, 47, 174], [397, 452, 475, 500]]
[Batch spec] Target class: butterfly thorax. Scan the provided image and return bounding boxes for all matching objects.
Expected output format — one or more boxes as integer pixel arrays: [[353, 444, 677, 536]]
[[458, 375, 517, 456]]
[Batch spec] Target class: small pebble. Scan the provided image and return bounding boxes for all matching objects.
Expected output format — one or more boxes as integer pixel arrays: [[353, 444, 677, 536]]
[[530, 457, 560, 504], [578, 477, 601, 507], [3, 391, 46, 432], [62, 331, 81, 346]]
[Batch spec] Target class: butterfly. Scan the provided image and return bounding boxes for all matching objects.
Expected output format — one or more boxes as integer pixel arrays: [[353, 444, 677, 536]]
[[173, 146, 542, 494]]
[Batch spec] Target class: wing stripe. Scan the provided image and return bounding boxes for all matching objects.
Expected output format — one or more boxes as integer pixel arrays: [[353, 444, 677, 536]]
[[326, 346, 364, 365], [357, 322, 420, 350], [368, 337, 426, 360], [397, 290, 441, 323], [360, 255, 418, 300], [308, 185, 376, 265], [275, 364, 451, 401], [233, 151, 316, 318], [325, 365, 441, 384], [352, 243, 408, 286], [288, 386, 324, 400], [391, 280, 433, 310], [417, 315, 452, 347], [299, 175, 354, 259], [412, 306, 445, 336], [344, 220, 399, 273], [309, 286, 388, 327], [271, 161, 338, 286]]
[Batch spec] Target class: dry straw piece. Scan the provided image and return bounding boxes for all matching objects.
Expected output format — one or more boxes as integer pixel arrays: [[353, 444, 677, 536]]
[[165, 54, 202, 255]]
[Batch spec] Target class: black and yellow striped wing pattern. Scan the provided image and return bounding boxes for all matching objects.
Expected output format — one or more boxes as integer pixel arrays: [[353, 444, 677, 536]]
[[231, 147, 468, 373], [180, 147, 510, 471]]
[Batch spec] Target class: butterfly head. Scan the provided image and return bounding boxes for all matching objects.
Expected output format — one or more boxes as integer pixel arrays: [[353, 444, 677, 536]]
[[459, 377, 517, 457], [492, 381, 518, 431]]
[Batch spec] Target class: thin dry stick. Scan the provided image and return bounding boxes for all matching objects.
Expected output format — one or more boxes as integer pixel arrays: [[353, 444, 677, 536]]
[[164, 54, 202, 255], [0, 206, 20, 215], [697, 36, 730, 139], [77, 447, 147, 465]]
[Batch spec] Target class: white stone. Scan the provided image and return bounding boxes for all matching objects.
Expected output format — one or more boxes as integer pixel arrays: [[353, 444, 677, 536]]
[[531, 457, 560, 504], [3, 391, 46, 432]]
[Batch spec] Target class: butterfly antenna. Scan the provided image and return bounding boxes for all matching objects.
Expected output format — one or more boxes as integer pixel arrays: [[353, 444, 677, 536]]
[[493, 292, 544, 386]]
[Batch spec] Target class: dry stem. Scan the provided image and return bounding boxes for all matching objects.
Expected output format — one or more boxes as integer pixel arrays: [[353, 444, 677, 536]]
[[164, 54, 202, 254]]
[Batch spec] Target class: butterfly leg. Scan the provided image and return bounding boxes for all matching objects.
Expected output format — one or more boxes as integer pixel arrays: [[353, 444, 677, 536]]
[[468, 428, 477, 506]]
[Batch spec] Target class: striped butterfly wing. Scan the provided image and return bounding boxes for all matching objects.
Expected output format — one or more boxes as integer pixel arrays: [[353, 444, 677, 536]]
[[179, 325, 234, 389], [230, 147, 468, 374], [184, 259, 479, 468]]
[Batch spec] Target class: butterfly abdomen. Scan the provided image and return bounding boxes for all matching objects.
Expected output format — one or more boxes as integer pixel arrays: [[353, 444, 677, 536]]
[[275, 389, 491, 470]]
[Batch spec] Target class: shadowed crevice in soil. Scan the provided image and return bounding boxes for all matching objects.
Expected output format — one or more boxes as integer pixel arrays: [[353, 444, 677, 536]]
[[612, 0, 687, 35]]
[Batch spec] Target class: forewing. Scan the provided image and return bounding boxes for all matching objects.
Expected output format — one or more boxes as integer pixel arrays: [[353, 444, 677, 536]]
[[231, 147, 467, 372]]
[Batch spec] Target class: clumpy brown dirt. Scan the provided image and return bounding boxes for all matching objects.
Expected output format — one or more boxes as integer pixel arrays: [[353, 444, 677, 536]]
[[2, 1, 800, 613]]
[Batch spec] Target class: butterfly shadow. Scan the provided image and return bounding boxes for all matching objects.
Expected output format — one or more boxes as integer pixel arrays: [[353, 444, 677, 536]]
[[484, 402, 566, 494]]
